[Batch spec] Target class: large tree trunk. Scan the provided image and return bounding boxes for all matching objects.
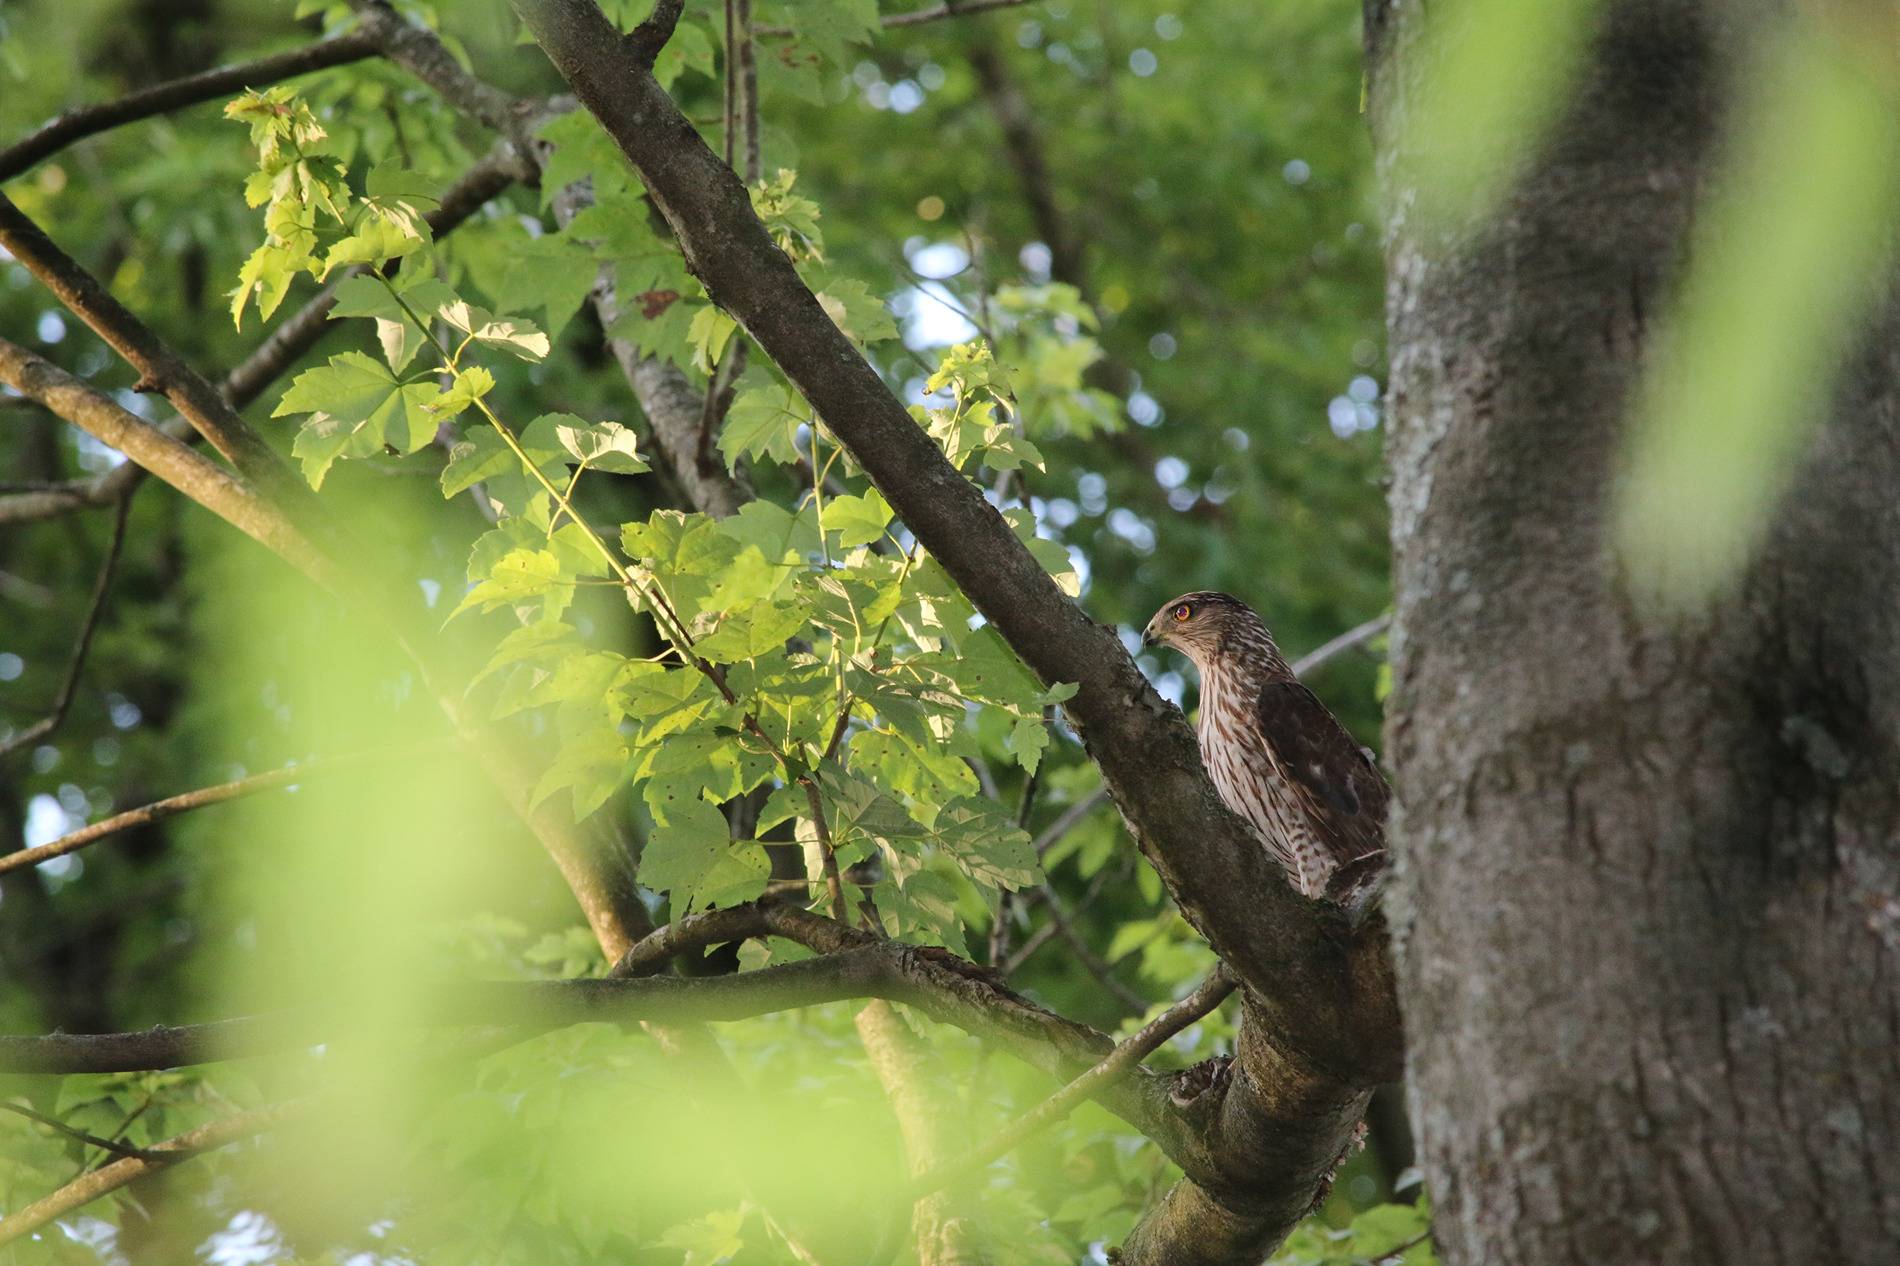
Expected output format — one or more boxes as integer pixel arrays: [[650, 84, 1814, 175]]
[[1367, 3, 1900, 1263]]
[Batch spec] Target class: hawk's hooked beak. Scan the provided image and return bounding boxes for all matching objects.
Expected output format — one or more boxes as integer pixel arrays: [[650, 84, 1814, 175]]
[[1140, 624, 1160, 650]]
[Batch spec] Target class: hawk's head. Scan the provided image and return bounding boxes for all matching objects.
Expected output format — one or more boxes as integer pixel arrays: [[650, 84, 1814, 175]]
[[1141, 591, 1268, 667]]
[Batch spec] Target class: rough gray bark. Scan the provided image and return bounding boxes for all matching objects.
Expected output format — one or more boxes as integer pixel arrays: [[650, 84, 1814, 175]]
[[1368, 2, 1900, 1262]]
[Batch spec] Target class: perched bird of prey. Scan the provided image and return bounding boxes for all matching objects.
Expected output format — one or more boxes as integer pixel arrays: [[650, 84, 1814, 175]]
[[1142, 591, 1387, 901]]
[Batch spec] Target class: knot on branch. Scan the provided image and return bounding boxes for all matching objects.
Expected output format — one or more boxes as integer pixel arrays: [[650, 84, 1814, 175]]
[[912, 943, 1013, 992], [626, 0, 686, 68], [1166, 1052, 1233, 1109]]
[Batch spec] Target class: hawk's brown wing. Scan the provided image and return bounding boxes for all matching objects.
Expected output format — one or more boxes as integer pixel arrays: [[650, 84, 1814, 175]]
[[1255, 680, 1388, 873]]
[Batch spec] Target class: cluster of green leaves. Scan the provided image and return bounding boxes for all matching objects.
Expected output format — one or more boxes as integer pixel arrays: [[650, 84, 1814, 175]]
[[230, 84, 1081, 953], [1, 1069, 272, 1264], [223, 87, 436, 328]]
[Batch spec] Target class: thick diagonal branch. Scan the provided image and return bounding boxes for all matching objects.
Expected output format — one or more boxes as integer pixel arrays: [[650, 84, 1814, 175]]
[[0, 193, 306, 506], [0, 340, 335, 584]]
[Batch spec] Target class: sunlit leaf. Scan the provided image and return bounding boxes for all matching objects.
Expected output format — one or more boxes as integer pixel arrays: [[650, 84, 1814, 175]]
[[638, 799, 771, 913], [552, 417, 648, 474], [719, 385, 808, 470]]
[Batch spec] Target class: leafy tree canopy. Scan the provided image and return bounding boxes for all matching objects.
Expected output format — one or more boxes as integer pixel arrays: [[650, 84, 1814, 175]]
[[0, 2, 1404, 1263]]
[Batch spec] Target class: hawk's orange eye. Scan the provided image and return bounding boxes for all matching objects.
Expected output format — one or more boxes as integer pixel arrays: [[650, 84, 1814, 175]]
[[1173, 603, 1193, 622]]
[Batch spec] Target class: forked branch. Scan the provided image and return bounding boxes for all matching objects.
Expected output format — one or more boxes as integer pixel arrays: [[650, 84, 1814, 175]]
[[0, 1102, 305, 1247], [905, 965, 1236, 1201]]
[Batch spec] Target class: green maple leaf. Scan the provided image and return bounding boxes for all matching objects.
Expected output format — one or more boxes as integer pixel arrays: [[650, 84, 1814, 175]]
[[440, 426, 514, 498], [536, 110, 636, 207], [530, 723, 630, 820], [328, 274, 459, 373], [230, 242, 304, 328], [719, 385, 808, 470], [687, 303, 738, 373], [824, 487, 893, 549], [273, 351, 439, 487], [452, 547, 567, 620], [427, 365, 495, 422], [751, 169, 824, 260], [437, 300, 550, 361], [653, 19, 716, 89], [691, 601, 806, 664], [815, 277, 898, 345], [320, 214, 423, 280], [552, 417, 647, 474], [638, 799, 770, 913], [488, 230, 599, 339], [1007, 712, 1052, 775], [928, 797, 1041, 890]]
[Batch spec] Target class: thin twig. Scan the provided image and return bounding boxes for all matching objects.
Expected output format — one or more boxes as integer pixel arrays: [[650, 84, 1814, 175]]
[[821, 698, 854, 762], [0, 568, 56, 608], [988, 885, 1014, 969], [755, 0, 1030, 39], [1375, 1229, 1434, 1262], [696, 340, 747, 465], [722, 0, 739, 168], [0, 1101, 304, 1246], [802, 781, 851, 924], [1032, 786, 1108, 856], [609, 900, 773, 979], [967, 35, 1086, 297], [1038, 879, 1149, 1015], [738, 0, 759, 181], [1289, 613, 1391, 678], [0, 33, 382, 183], [0, 491, 132, 759], [0, 192, 305, 504], [901, 965, 1235, 1201], [989, 742, 1046, 966], [0, 1101, 175, 1164], [0, 741, 451, 877], [0, 339, 339, 591], [1003, 857, 1122, 976], [965, 754, 1001, 802], [84, 1095, 156, 1178]]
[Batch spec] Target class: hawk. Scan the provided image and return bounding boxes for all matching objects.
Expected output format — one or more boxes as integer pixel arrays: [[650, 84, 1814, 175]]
[[1142, 591, 1387, 901]]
